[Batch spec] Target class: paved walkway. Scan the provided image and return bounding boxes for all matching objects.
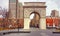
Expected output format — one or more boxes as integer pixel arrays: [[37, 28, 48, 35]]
[[0, 28, 60, 36]]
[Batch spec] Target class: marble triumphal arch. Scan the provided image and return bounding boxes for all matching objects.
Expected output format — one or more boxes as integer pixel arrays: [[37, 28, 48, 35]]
[[23, 2, 46, 29]]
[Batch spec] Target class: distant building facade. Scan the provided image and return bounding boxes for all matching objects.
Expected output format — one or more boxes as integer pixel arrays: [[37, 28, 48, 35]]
[[51, 10, 59, 17], [46, 10, 59, 28], [9, 0, 18, 19]]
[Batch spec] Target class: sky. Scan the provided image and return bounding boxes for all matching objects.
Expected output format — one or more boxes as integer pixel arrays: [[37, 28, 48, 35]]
[[0, 0, 60, 16]]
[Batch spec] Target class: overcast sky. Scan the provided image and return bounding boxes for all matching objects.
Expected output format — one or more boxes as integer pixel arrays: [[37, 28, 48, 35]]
[[0, 0, 60, 16]]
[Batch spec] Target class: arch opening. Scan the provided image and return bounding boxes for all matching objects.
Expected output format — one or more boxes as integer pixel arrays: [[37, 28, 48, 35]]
[[30, 11, 40, 28]]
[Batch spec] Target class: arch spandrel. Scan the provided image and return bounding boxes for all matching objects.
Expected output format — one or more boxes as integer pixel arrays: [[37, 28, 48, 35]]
[[24, 8, 34, 18], [23, 8, 45, 18]]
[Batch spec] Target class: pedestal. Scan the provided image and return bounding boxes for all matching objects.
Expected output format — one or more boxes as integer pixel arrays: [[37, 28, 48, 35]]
[[40, 18, 46, 29], [24, 18, 30, 29]]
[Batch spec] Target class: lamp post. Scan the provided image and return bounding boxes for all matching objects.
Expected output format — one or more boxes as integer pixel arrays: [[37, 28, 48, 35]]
[[16, 0, 19, 32]]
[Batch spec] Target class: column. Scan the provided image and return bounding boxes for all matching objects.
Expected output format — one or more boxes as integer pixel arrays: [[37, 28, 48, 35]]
[[40, 18, 46, 29]]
